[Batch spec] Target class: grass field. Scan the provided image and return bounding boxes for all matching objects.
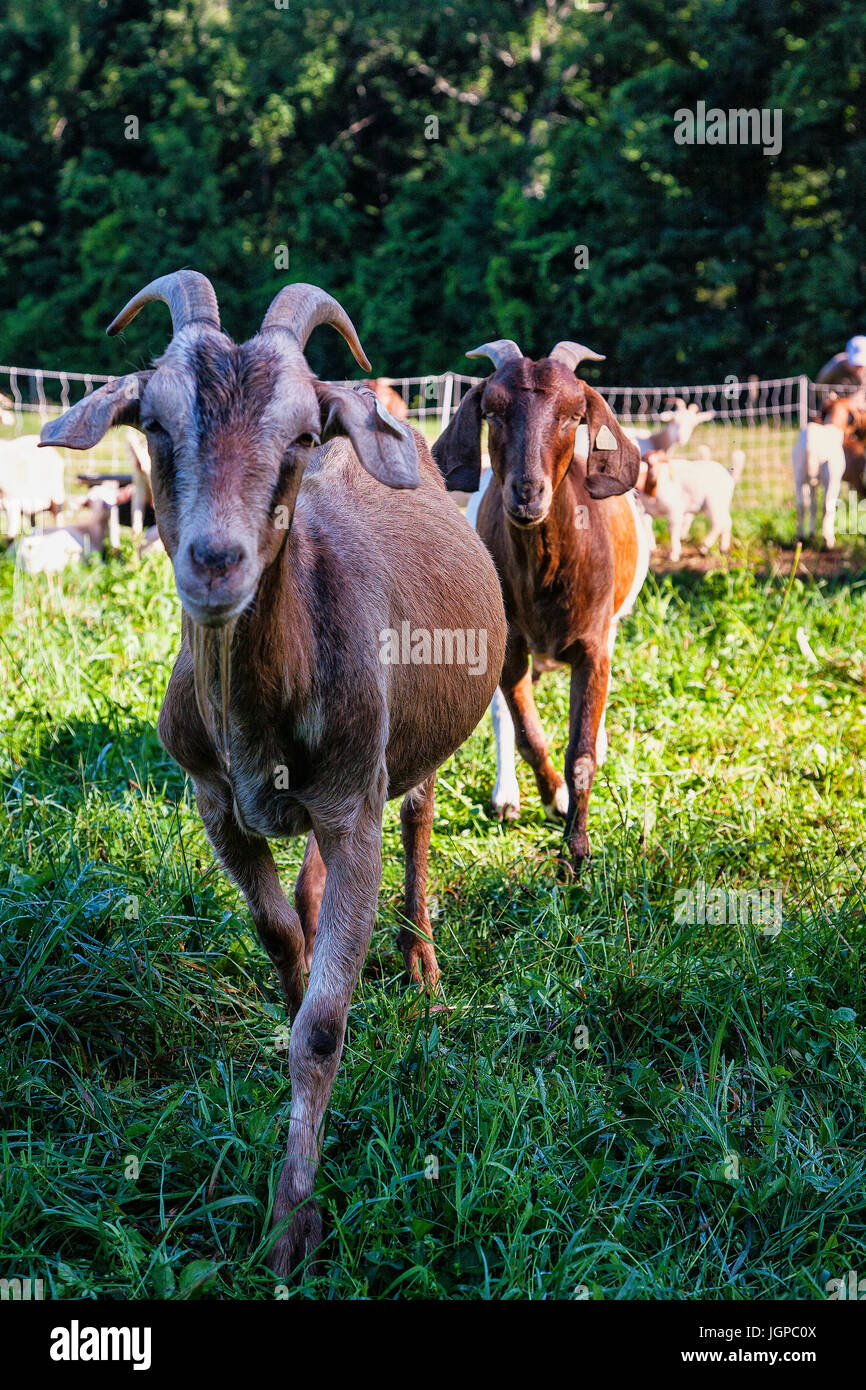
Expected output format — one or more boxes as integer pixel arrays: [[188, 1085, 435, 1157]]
[[1, 526, 865, 1301]]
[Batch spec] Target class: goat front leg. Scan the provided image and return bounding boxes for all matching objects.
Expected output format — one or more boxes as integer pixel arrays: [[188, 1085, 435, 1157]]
[[668, 507, 684, 562], [271, 798, 383, 1277], [295, 832, 326, 973], [196, 782, 306, 1019], [502, 639, 568, 819], [822, 470, 843, 548], [398, 774, 440, 989], [563, 639, 611, 871]]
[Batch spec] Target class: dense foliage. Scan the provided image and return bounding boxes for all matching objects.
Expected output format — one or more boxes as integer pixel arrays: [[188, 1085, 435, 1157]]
[[0, 0, 864, 381]]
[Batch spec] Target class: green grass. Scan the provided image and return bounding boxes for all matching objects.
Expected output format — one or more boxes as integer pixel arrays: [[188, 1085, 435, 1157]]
[[1, 535, 865, 1301]]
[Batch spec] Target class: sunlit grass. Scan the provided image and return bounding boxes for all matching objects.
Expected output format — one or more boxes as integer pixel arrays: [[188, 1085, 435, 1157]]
[[1, 539, 864, 1299]]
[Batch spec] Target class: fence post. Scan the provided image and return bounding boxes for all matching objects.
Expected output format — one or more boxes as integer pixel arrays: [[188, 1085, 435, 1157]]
[[440, 372, 454, 430], [798, 374, 809, 429]]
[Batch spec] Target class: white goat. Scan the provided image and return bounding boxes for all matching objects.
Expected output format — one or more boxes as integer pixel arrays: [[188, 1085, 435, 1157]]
[[792, 421, 847, 548], [12, 489, 117, 574], [635, 446, 745, 561], [626, 400, 715, 459], [0, 436, 66, 536]]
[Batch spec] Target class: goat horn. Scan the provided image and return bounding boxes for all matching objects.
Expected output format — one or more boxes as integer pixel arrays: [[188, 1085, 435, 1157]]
[[106, 270, 221, 337], [260, 283, 371, 371], [465, 340, 523, 370], [548, 341, 606, 372]]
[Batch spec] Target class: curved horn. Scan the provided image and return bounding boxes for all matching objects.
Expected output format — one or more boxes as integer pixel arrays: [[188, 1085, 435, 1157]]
[[106, 270, 221, 337], [260, 283, 371, 371], [465, 339, 523, 371], [548, 341, 606, 372]]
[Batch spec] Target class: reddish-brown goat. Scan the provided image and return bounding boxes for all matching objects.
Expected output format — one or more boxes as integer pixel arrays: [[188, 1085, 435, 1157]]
[[362, 378, 409, 421], [822, 394, 866, 496], [434, 338, 643, 871], [41, 271, 507, 1277]]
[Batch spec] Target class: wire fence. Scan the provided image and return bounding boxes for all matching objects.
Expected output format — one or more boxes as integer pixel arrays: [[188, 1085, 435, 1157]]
[[2, 363, 861, 512]]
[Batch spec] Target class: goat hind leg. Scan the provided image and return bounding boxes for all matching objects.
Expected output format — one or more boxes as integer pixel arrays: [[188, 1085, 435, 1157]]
[[398, 773, 440, 989], [295, 831, 326, 973], [490, 687, 521, 820]]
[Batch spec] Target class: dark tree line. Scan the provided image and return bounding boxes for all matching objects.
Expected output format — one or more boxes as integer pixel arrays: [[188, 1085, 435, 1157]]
[[0, 0, 863, 383]]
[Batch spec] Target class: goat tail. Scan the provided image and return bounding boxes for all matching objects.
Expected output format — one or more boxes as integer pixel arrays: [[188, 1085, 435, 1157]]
[[730, 448, 746, 487]]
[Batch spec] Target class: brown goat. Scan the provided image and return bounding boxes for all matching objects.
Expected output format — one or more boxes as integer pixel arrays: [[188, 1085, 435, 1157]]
[[822, 394, 866, 496], [434, 338, 644, 871], [40, 270, 506, 1277]]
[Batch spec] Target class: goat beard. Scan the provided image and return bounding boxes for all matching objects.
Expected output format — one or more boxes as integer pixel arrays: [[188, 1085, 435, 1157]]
[[189, 619, 237, 772]]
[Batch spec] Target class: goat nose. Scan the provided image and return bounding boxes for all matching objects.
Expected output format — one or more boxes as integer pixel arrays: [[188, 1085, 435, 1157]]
[[512, 477, 544, 505], [189, 538, 246, 577]]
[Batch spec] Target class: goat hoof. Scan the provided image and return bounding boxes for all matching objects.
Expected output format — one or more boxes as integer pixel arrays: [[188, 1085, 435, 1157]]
[[493, 799, 520, 822], [269, 1200, 323, 1280], [564, 834, 591, 877], [542, 782, 570, 822]]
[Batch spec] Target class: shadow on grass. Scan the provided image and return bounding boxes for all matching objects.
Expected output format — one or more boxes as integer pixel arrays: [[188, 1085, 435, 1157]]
[[2, 713, 188, 805]]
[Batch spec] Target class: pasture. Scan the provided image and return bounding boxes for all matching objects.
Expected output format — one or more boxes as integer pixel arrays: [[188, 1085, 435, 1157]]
[[2, 522, 864, 1300]]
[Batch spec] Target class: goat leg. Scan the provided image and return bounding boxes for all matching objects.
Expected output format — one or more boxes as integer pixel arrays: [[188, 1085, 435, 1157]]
[[398, 774, 440, 989], [563, 642, 611, 871], [490, 687, 521, 820], [195, 783, 306, 1019], [270, 798, 383, 1278], [503, 646, 568, 819], [295, 831, 326, 973]]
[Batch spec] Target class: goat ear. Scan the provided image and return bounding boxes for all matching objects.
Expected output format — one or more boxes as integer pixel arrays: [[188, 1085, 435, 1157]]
[[581, 385, 640, 499], [39, 373, 150, 450], [316, 383, 420, 489], [431, 382, 484, 491]]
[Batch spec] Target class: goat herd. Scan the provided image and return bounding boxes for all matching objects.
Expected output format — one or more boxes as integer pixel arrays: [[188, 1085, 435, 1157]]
[[2, 269, 863, 1275]]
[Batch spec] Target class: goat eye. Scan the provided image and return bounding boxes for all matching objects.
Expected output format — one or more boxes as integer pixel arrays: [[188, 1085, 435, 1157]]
[[293, 431, 320, 449]]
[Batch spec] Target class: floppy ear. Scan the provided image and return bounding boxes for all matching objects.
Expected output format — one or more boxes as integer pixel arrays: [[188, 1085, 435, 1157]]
[[431, 382, 484, 492], [316, 383, 420, 489], [39, 373, 150, 450], [581, 385, 640, 499]]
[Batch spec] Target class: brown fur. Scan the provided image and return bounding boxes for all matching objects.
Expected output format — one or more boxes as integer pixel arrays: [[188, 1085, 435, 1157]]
[[40, 292, 507, 1278], [822, 395, 866, 496], [434, 351, 641, 870]]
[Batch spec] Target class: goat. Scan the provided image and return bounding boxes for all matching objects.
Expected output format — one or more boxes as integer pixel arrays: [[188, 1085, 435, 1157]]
[[635, 445, 745, 561], [822, 395, 866, 499], [76, 470, 156, 531], [12, 490, 118, 574], [793, 415, 848, 548], [626, 399, 714, 459], [361, 378, 409, 422], [40, 269, 507, 1276], [0, 435, 65, 537], [433, 337, 644, 869]]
